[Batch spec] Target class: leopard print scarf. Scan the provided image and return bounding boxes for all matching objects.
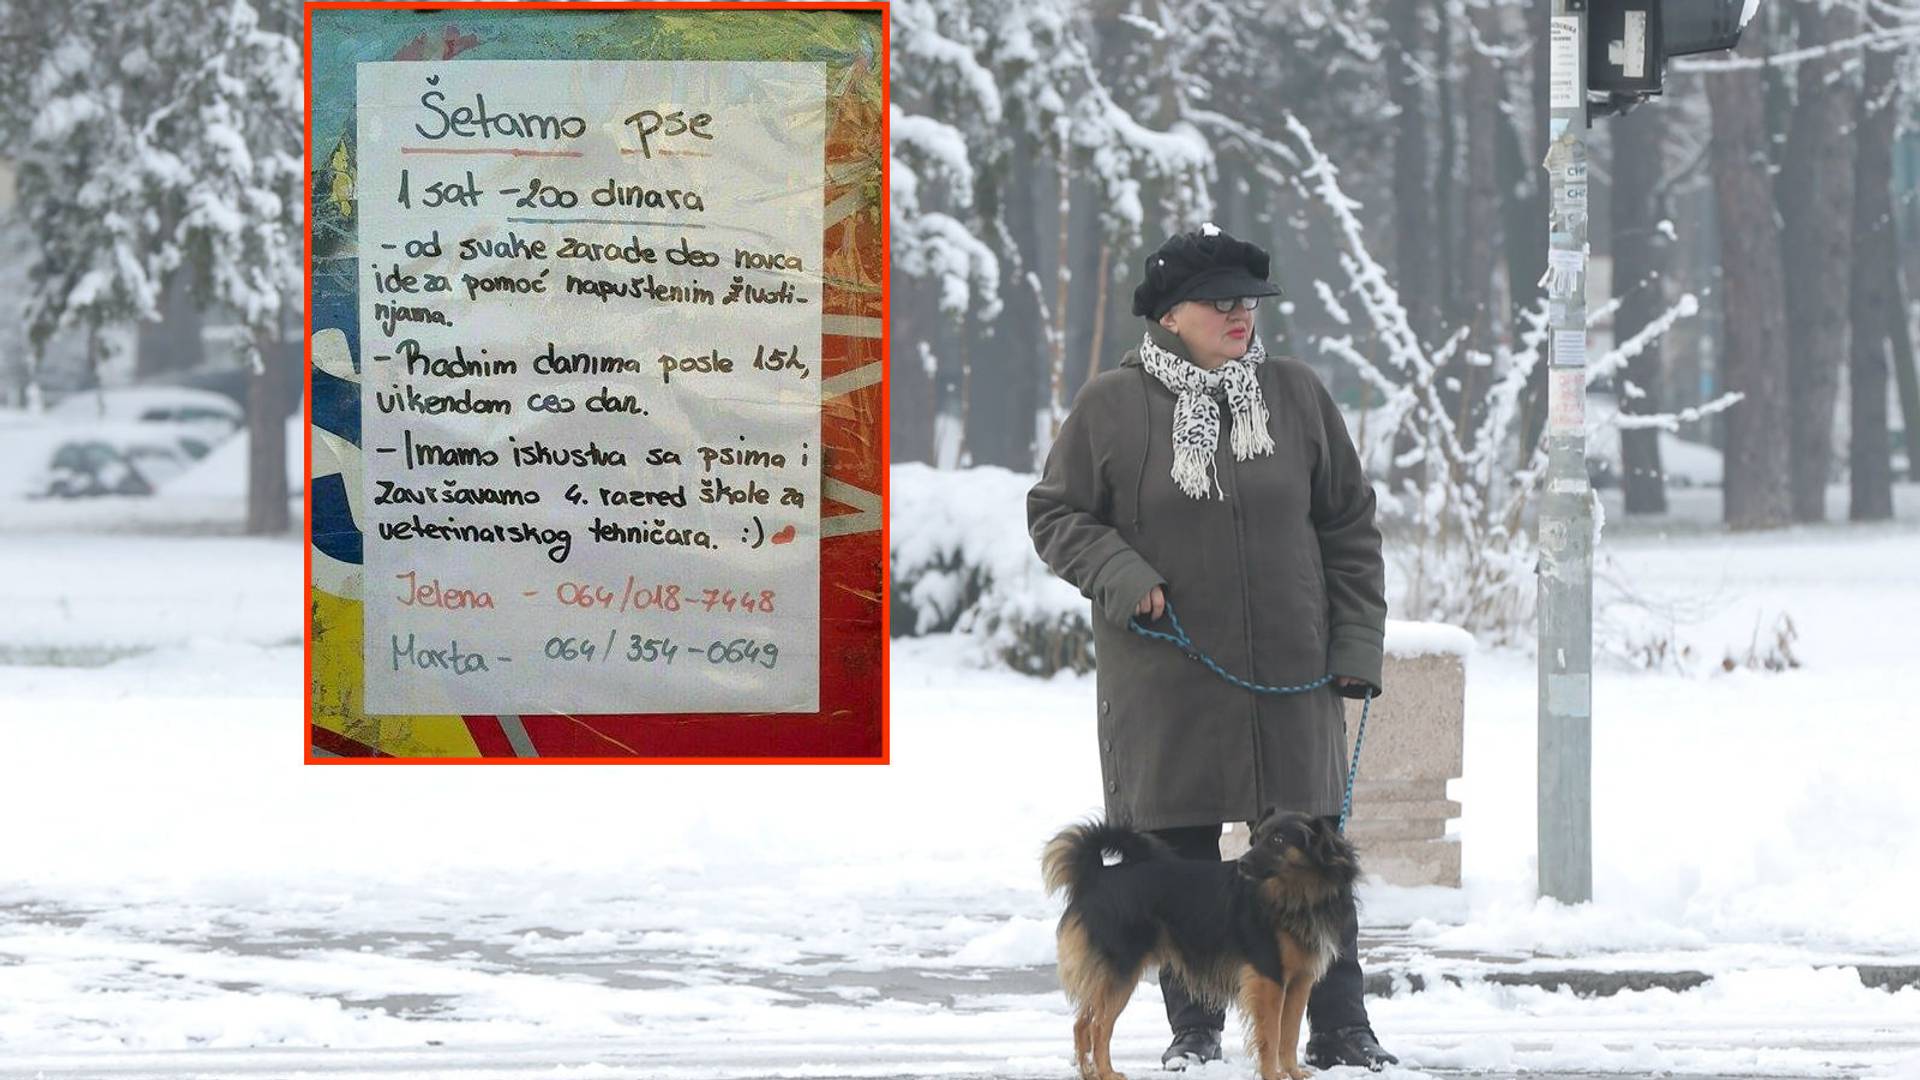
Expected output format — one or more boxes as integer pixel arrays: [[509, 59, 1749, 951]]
[[1137, 330, 1275, 499]]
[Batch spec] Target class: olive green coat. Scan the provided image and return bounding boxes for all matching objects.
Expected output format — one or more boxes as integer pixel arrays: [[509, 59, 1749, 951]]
[[1027, 324, 1387, 830]]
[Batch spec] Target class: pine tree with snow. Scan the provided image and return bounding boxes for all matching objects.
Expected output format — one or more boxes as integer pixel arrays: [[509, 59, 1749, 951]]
[[9, 0, 302, 533], [156, 0, 304, 534]]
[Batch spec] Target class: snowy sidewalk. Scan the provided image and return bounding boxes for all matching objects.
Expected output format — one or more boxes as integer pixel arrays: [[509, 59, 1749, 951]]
[[5, 488, 1920, 1077], [6, 889, 1920, 1079], [1356, 925, 1920, 998]]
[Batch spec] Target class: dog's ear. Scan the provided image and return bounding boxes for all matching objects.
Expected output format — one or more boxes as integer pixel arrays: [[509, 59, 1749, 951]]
[[1307, 815, 1355, 869]]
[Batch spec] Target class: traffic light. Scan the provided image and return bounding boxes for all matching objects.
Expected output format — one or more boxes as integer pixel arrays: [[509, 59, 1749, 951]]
[[1587, 0, 1751, 115], [1663, 0, 1748, 56]]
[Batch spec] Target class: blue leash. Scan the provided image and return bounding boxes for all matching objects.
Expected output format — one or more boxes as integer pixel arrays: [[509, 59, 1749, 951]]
[[1128, 598, 1374, 834]]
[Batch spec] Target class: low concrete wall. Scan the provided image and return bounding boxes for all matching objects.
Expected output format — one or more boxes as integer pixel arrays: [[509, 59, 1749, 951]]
[[1223, 621, 1471, 887]]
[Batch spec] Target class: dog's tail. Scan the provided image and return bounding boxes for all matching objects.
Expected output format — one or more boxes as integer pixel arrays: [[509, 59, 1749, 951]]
[[1041, 819, 1166, 899]]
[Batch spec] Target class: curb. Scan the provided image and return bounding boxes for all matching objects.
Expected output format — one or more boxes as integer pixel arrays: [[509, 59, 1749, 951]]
[[1365, 963, 1920, 999]]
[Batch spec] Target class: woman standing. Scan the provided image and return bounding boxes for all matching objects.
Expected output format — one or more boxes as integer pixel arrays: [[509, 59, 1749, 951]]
[[1027, 226, 1396, 1071]]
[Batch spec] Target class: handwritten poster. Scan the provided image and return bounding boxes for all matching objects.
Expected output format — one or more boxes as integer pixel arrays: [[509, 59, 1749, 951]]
[[355, 61, 825, 715]]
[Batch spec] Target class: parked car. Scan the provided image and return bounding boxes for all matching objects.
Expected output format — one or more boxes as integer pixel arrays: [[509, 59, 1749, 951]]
[[0, 413, 204, 499], [46, 386, 242, 457]]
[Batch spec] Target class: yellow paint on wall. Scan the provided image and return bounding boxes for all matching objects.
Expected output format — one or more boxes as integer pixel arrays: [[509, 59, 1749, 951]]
[[328, 139, 354, 220], [310, 587, 481, 758]]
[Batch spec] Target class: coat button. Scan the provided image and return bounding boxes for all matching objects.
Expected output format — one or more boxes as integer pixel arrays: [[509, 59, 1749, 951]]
[[1107, 780, 1118, 794], [1100, 700, 1111, 715], [1103, 738, 1113, 753]]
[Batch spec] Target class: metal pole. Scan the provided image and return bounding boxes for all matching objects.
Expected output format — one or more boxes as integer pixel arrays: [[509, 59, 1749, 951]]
[[1538, 0, 1593, 904]]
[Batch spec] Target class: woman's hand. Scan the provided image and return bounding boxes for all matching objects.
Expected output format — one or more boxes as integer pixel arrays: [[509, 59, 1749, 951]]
[[1134, 585, 1166, 622], [1334, 676, 1367, 691]]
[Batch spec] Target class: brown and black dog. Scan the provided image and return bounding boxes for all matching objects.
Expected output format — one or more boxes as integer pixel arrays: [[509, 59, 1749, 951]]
[[1042, 809, 1360, 1080]]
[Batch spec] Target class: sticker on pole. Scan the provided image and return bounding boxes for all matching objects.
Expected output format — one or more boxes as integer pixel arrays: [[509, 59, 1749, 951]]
[[1542, 248, 1585, 300], [1551, 329, 1588, 368], [1548, 366, 1586, 431], [1550, 17, 1581, 109]]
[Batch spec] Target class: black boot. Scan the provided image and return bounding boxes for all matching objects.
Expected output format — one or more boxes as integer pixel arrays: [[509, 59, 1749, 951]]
[[1304, 1025, 1398, 1071], [1161, 1026, 1223, 1070]]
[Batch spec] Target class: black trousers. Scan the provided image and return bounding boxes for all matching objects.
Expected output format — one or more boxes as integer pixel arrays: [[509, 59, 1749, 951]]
[[1148, 824, 1370, 1037]]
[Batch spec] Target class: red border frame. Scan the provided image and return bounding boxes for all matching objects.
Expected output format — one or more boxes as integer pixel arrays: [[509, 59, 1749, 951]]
[[302, 1, 890, 765]]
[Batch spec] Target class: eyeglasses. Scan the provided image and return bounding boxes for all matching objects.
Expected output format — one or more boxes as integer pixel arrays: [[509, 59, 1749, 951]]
[[1207, 296, 1262, 313]]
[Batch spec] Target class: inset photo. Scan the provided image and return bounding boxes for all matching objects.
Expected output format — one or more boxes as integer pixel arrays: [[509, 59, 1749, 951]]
[[304, 3, 887, 761]]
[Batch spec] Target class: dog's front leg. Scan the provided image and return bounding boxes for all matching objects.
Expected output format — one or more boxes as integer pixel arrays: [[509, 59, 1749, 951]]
[[1275, 936, 1318, 1080], [1239, 969, 1284, 1080], [1277, 973, 1314, 1080]]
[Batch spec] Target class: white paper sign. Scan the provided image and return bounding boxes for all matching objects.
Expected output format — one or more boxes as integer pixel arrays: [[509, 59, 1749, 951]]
[[1550, 17, 1581, 109], [356, 61, 825, 715]]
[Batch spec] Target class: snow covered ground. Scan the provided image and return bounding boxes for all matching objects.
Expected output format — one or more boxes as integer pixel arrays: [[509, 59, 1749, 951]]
[[2, 481, 1919, 1078]]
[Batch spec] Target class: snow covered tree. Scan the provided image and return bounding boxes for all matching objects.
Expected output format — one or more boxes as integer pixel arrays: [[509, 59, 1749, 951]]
[[7, 0, 302, 533], [1290, 111, 1732, 640], [176, 0, 304, 534], [12, 5, 170, 376], [884, 0, 1910, 551], [888, 0, 1006, 468], [889, 0, 1216, 470]]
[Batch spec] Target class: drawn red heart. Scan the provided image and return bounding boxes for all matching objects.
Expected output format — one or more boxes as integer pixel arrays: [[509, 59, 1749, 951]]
[[770, 524, 797, 545]]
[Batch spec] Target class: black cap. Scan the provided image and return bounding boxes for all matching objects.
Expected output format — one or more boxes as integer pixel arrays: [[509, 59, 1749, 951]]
[[1130, 225, 1283, 320]]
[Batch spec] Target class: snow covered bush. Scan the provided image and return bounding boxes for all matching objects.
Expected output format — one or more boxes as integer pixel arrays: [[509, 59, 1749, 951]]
[[890, 463, 1094, 674]]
